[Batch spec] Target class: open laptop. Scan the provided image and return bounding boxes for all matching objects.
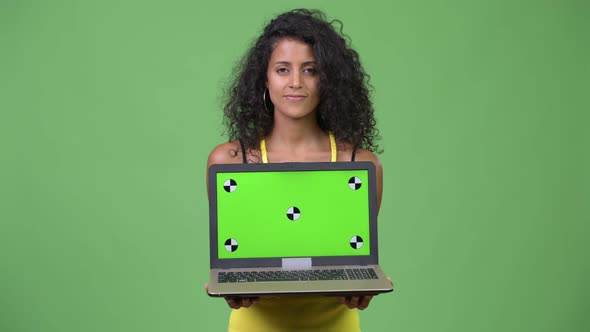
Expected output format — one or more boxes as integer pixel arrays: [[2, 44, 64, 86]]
[[207, 161, 393, 297]]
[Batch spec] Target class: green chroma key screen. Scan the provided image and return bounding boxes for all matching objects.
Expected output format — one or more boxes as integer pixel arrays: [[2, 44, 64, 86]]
[[216, 170, 371, 259]]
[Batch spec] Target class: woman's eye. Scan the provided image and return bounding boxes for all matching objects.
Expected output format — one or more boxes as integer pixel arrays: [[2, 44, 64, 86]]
[[276, 67, 289, 74], [303, 67, 317, 75]]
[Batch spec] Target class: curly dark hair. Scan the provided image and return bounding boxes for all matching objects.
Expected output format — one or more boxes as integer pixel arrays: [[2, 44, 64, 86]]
[[223, 8, 380, 153]]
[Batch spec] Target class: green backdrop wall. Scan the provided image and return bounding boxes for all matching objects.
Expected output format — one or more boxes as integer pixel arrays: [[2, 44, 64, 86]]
[[1, 0, 588, 331]]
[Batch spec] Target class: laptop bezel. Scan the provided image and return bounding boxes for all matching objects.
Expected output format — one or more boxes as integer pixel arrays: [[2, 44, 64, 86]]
[[208, 161, 379, 269]]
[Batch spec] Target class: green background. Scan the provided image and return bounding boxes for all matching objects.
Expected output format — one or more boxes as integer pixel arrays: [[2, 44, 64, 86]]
[[216, 170, 370, 258], [1, 0, 588, 331]]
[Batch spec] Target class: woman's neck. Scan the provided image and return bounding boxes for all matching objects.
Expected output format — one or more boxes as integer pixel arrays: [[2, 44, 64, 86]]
[[264, 115, 330, 162]]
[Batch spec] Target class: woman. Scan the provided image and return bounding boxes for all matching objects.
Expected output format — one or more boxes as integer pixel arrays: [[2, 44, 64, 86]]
[[207, 9, 385, 331]]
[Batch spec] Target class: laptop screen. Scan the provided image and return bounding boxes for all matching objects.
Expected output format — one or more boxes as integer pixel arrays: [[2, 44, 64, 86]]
[[215, 169, 371, 259]]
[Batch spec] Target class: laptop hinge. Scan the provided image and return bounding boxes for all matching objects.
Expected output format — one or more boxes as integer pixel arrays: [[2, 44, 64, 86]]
[[282, 258, 312, 269]]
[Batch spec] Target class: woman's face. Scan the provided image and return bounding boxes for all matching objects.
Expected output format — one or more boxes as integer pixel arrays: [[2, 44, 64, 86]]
[[266, 38, 320, 121]]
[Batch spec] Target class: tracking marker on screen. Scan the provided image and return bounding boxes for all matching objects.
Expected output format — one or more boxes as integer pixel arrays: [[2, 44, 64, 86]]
[[350, 235, 364, 249], [286, 206, 301, 221], [223, 179, 237, 192], [348, 177, 362, 190], [224, 238, 238, 252]]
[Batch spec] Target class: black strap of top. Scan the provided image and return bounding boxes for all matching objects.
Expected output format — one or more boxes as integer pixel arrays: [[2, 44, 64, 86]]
[[351, 145, 358, 162], [238, 139, 247, 164]]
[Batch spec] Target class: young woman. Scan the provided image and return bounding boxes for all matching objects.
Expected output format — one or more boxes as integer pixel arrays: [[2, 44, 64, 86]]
[[207, 9, 386, 331]]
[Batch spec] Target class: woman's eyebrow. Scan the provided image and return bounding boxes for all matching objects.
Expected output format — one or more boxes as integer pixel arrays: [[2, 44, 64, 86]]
[[272, 60, 317, 66]]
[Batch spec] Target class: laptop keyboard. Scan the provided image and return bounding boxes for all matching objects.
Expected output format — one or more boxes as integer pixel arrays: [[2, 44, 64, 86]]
[[217, 268, 378, 283]]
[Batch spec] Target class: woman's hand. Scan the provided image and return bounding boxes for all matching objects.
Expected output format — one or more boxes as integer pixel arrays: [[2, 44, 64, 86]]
[[338, 277, 393, 310], [224, 296, 260, 309], [205, 283, 259, 309], [338, 295, 374, 310]]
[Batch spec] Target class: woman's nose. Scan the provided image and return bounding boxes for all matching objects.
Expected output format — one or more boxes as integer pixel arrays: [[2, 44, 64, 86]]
[[289, 72, 302, 88]]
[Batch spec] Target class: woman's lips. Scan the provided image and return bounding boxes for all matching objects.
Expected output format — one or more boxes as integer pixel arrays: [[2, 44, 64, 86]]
[[284, 95, 306, 101]]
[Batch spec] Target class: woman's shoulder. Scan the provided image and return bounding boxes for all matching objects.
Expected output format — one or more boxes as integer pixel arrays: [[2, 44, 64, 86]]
[[208, 140, 263, 166], [207, 140, 244, 166], [336, 142, 380, 165], [354, 147, 381, 165]]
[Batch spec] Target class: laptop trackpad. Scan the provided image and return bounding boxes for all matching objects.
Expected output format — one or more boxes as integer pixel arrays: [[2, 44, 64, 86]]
[[282, 258, 312, 269]]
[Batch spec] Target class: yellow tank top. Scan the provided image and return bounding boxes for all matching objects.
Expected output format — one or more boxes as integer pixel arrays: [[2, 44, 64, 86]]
[[228, 132, 360, 332], [228, 296, 360, 332]]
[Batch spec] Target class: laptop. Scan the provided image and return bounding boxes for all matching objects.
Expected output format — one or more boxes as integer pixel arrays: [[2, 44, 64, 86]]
[[207, 161, 393, 297]]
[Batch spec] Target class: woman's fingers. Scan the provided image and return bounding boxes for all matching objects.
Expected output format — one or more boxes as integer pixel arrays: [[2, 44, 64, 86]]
[[339, 295, 374, 310], [224, 297, 259, 309], [225, 297, 241, 309], [357, 295, 373, 310], [340, 296, 358, 309], [241, 297, 252, 307], [348, 296, 360, 309]]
